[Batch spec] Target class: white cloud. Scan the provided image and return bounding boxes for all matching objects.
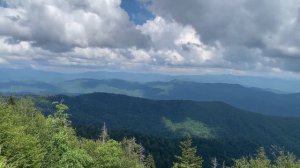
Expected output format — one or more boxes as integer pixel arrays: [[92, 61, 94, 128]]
[[0, 0, 149, 51], [1, 0, 300, 76], [138, 17, 221, 66]]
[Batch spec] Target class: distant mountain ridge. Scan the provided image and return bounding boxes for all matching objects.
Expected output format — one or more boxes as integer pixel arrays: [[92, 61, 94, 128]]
[[55, 79, 300, 116], [1, 68, 300, 93], [2, 78, 300, 116]]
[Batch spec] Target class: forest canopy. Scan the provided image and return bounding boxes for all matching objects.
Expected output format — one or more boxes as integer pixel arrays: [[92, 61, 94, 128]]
[[1, 97, 300, 168]]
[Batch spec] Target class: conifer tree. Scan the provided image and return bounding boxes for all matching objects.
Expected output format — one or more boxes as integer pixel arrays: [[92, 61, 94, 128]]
[[7, 96, 16, 105], [172, 138, 203, 168], [144, 154, 156, 168], [99, 122, 109, 143], [211, 157, 218, 168]]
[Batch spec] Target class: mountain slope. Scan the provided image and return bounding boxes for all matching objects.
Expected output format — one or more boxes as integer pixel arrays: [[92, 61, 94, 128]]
[[146, 80, 300, 116], [44, 93, 300, 156], [3, 77, 300, 116], [0, 81, 62, 94], [57, 79, 161, 97], [58, 79, 300, 116]]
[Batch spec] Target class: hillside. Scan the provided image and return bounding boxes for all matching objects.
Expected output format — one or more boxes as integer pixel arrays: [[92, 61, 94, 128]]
[[44, 93, 300, 156], [3, 78, 300, 116], [0, 81, 62, 94], [58, 79, 300, 116]]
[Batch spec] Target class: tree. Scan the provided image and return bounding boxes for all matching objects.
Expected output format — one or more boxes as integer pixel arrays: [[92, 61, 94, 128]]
[[7, 96, 16, 105], [172, 138, 203, 168], [211, 157, 218, 168], [233, 147, 271, 168], [144, 154, 156, 168], [121, 137, 145, 168], [52, 101, 70, 126], [272, 147, 300, 168], [99, 122, 109, 143]]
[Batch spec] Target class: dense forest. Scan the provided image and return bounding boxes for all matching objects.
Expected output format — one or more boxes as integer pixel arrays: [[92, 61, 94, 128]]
[[1, 97, 300, 168]]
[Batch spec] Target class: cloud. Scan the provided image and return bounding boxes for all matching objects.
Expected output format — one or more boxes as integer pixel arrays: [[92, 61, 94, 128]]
[[137, 17, 221, 66], [0, 0, 149, 52], [149, 0, 300, 73], [0, 0, 300, 76]]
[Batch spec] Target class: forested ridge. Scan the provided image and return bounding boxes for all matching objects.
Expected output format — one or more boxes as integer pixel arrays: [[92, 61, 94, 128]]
[[1, 97, 300, 168], [3, 79, 300, 117]]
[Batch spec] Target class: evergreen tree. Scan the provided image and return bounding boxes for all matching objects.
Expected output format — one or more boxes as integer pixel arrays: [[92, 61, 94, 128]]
[[172, 138, 203, 168], [7, 96, 16, 105], [233, 147, 271, 168], [144, 154, 156, 168], [211, 157, 218, 168], [99, 122, 109, 143], [121, 137, 145, 168]]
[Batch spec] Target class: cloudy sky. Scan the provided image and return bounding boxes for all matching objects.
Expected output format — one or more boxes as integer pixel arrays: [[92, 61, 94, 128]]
[[0, 0, 300, 76]]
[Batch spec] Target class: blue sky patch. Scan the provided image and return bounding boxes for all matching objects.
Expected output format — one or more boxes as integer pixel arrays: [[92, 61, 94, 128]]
[[121, 0, 154, 25]]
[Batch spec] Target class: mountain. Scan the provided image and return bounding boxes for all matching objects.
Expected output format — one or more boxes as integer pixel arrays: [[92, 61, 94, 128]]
[[0, 79, 300, 117], [57, 79, 161, 97], [38, 92, 300, 167], [2, 68, 300, 93], [43, 93, 300, 155], [3, 78, 300, 116], [146, 80, 300, 116], [175, 74, 300, 93], [57, 79, 300, 116], [0, 81, 62, 94], [0, 68, 170, 83]]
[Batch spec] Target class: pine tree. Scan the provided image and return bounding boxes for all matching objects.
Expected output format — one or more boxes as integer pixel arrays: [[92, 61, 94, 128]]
[[211, 157, 218, 168], [7, 96, 16, 105], [172, 138, 203, 168], [99, 122, 109, 143], [233, 147, 271, 168], [144, 154, 156, 168]]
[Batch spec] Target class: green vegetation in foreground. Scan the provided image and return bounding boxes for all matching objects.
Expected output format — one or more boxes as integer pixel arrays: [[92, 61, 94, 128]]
[[1, 97, 300, 168], [0, 98, 147, 168]]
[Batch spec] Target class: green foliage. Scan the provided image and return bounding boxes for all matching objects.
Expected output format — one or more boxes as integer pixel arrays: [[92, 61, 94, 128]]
[[0, 98, 146, 168], [92, 140, 123, 168], [121, 138, 145, 168], [273, 150, 300, 168], [0, 99, 45, 168], [233, 147, 300, 168], [0, 156, 8, 168], [144, 154, 156, 168], [41, 92, 300, 167], [172, 138, 203, 168]]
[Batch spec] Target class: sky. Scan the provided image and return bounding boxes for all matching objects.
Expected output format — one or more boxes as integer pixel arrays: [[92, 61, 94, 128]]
[[0, 0, 300, 77]]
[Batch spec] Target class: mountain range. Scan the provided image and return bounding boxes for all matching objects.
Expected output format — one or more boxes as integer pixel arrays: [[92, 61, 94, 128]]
[[2, 68, 300, 93], [3, 78, 300, 116], [34, 92, 300, 167]]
